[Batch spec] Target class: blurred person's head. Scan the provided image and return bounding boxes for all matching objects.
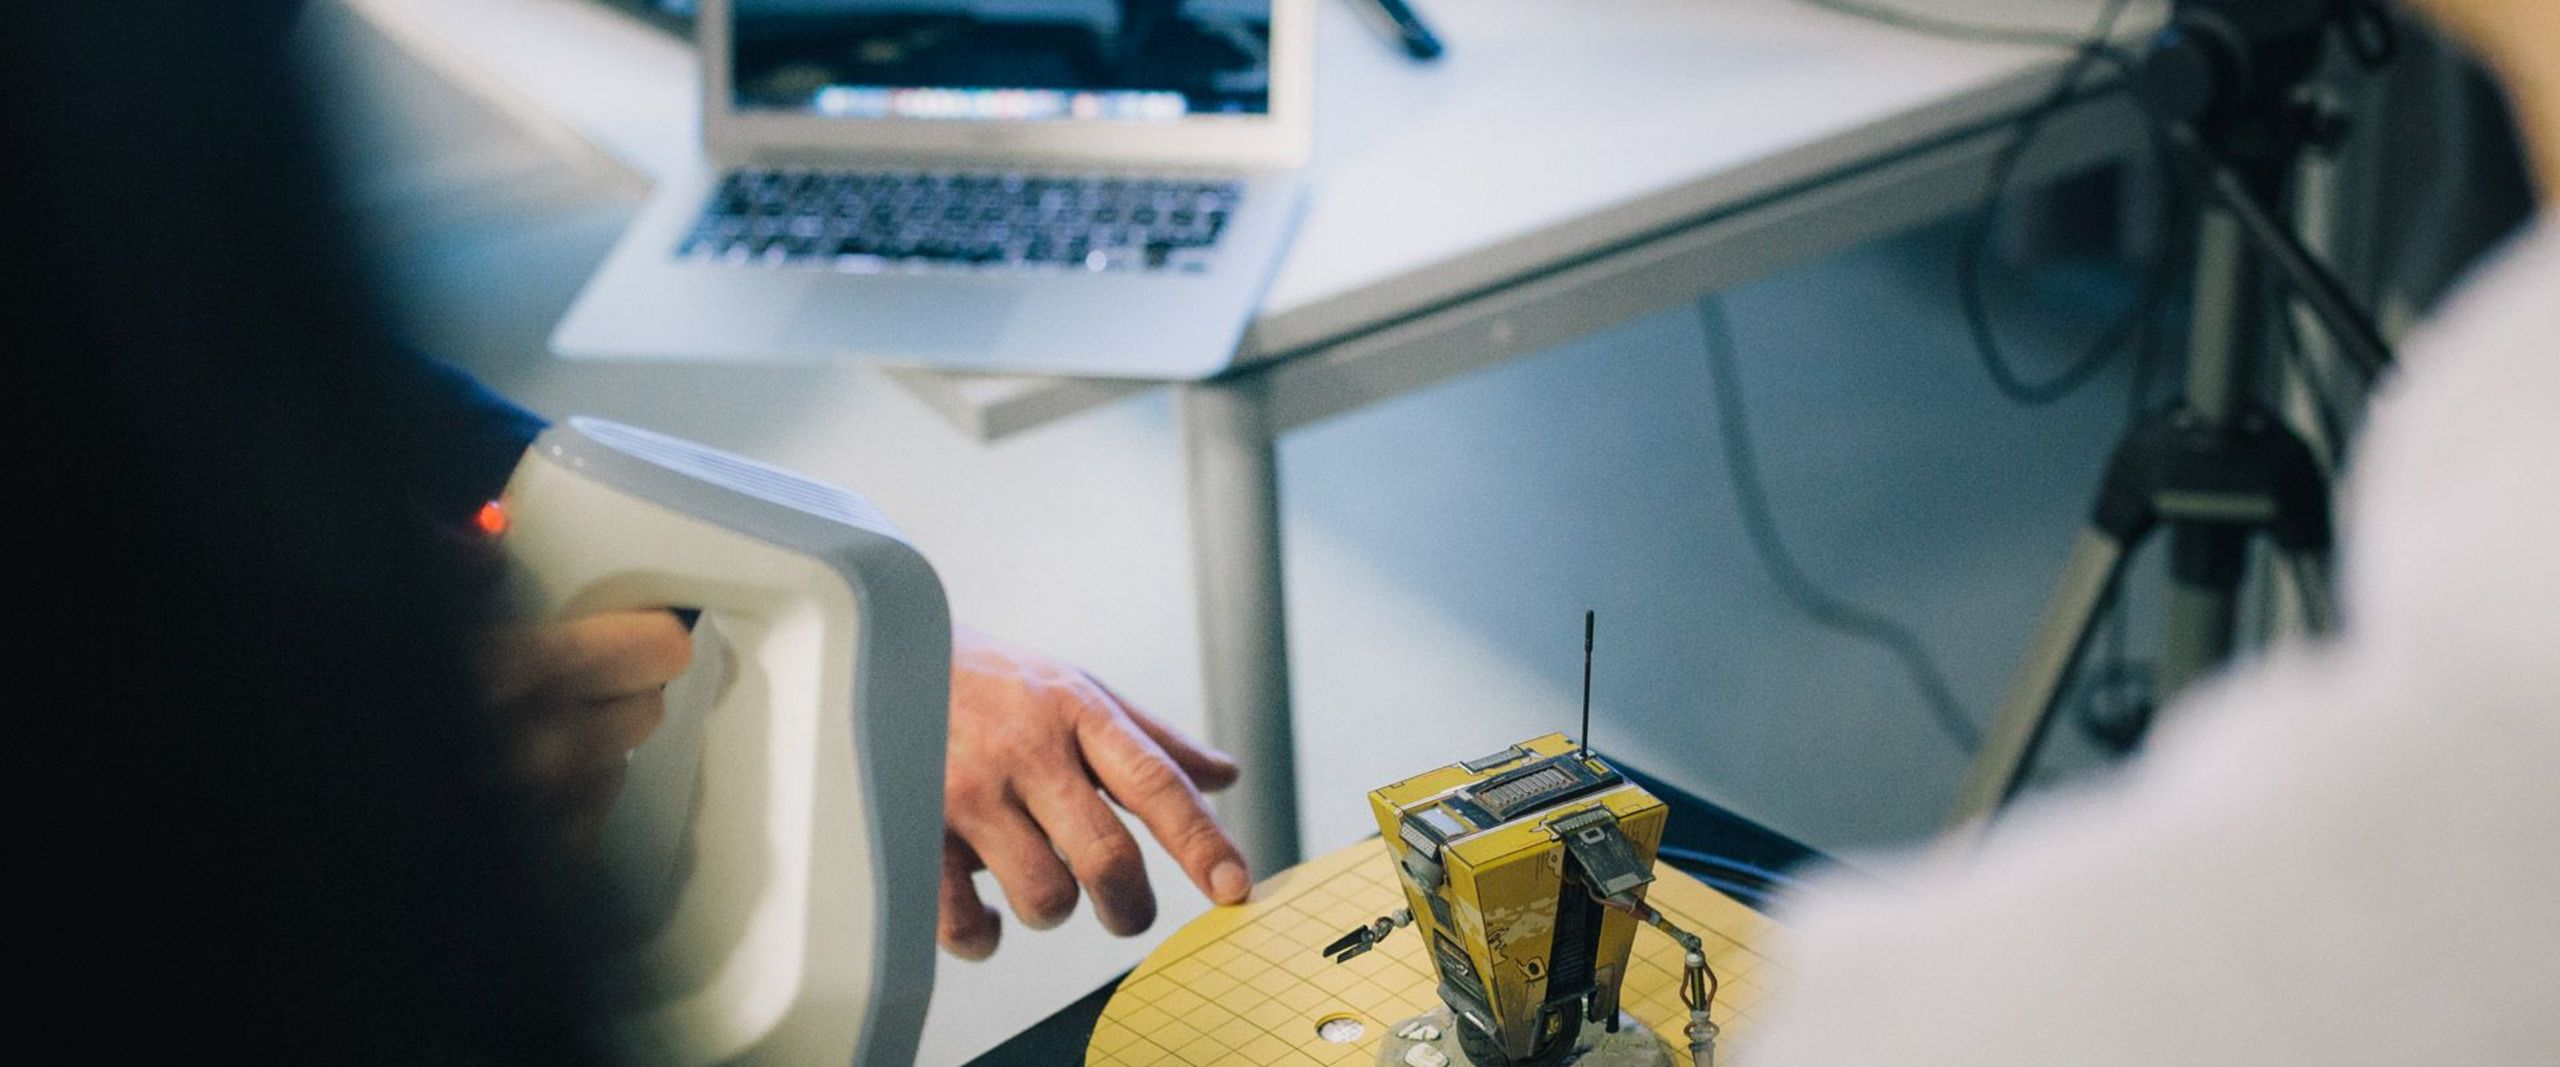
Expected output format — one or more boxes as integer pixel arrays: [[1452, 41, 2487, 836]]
[[6, 4, 598, 1061]]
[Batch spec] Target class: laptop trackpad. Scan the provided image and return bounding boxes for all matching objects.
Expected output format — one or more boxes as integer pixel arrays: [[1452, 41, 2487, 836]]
[[779, 282, 1016, 358]]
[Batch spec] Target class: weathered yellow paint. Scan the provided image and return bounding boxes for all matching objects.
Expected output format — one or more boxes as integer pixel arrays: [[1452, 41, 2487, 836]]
[[1362, 733, 1671, 1061]]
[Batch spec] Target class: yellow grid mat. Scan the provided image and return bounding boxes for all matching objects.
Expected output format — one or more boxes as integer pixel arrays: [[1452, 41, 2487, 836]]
[[1088, 838, 1783, 1066]]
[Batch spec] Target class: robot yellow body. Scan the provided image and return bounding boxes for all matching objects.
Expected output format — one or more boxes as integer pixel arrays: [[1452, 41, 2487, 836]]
[[1328, 733, 1711, 1067]]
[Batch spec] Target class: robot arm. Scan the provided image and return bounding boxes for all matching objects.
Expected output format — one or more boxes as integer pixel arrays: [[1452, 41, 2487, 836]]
[[1322, 908, 1414, 964]]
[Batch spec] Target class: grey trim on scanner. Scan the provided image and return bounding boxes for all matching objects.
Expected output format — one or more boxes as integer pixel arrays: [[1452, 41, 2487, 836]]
[[543, 418, 951, 1067]]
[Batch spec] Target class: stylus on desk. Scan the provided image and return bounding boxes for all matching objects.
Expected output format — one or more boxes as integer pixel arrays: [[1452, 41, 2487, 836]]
[[1346, 0, 1444, 61]]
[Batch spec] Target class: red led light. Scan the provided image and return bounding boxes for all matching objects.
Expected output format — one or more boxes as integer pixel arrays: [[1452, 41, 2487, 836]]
[[474, 501, 508, 538]]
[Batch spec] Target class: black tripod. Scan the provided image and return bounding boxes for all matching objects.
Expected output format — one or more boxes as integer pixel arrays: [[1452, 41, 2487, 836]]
[[1948, 0, 2398, 826]]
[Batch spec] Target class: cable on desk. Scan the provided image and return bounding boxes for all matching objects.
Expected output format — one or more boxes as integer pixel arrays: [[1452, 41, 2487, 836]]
[[1727, 2, 2222, 756], [1957, 0, 2187, 408], [1786, 0, 2183, 408], [1694, 296, 1983, 754]]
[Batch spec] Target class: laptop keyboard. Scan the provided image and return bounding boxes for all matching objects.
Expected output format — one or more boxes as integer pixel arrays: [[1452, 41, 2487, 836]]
[[679, 167, 1241, 273]]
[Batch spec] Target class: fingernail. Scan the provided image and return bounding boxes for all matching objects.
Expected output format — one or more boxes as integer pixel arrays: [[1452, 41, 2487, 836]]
[[1210, 860, 1250, 904]]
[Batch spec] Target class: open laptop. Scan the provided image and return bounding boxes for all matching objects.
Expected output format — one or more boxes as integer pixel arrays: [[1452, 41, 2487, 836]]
[[554, 0, 1311, 379]]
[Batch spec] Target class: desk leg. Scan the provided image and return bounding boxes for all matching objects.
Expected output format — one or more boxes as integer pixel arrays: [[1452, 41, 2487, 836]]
[[1177, 379, 1302, 875]]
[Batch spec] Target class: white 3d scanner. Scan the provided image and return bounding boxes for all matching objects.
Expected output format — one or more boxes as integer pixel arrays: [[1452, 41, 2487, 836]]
[[496, 417, 948, 1066]]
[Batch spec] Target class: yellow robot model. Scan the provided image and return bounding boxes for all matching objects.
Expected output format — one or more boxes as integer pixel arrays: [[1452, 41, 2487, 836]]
[[1325, 732, 1719, 1067]]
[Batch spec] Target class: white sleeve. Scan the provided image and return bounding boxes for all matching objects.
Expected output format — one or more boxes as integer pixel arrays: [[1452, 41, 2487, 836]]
[[1745, 645, 2560, 1067]]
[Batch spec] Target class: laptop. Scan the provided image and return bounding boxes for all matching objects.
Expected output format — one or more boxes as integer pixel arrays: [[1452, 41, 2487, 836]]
[[554, 0, 1312, 379]]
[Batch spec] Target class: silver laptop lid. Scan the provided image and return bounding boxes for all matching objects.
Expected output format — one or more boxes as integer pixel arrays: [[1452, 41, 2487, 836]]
[[698, 0, 1313, 168]]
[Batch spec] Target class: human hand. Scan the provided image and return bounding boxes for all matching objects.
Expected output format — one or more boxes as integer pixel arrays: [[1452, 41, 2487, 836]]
[[938, 625, 1249, 960], [481, 610, 693, 853]]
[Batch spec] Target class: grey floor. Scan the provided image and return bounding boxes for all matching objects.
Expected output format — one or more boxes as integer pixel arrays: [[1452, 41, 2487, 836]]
[[302, 5, 2169, 1060]]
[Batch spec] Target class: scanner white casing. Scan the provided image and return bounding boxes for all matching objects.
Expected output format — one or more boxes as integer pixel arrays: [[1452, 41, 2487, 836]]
[[497, 417, 947, 1066]]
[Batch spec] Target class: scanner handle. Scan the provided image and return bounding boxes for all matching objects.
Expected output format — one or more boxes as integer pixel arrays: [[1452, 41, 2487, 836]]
[[494, 421, 947, 1067]]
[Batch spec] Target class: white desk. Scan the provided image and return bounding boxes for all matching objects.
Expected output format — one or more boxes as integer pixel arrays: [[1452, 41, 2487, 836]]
[[343, 0, 2162, 875]]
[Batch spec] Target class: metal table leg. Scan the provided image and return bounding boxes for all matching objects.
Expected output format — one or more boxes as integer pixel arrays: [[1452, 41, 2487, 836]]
[[1177, 378, 1302, 875]]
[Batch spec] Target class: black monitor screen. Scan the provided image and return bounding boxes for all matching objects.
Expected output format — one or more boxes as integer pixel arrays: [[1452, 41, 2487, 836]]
[[732, 0, 1273, 122]]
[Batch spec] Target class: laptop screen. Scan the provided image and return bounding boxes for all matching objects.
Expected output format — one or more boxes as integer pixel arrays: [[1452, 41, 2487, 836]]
[[732, 1, 1273, 122]]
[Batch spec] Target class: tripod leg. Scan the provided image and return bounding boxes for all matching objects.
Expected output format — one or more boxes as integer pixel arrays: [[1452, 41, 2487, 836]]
[[1946, 528, 2137, 830], [2160, 524, 2248, 698], [2282, 552, 2336, 634]]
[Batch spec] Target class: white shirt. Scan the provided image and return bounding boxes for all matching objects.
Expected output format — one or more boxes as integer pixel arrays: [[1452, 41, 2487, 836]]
[[1747, 221, 2560, 1067]]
